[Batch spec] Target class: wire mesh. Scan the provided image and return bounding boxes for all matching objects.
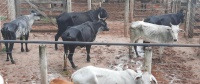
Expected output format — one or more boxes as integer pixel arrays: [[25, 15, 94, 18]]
[[1, 0, 200, 84]]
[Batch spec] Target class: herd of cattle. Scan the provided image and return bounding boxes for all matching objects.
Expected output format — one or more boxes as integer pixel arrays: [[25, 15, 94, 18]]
[[1, 6, 185, 84]]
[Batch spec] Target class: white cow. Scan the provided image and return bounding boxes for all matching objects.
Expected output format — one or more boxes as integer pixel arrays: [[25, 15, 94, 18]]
[[0, 74, 4, 84], [129, 21, 183, 59], [71, 66, 157, 84]]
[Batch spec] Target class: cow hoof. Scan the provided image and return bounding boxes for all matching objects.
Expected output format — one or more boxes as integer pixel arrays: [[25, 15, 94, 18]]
[[11, 60, 15, 64], [87, 60, 90, 62], [87, 58, 90, 62], [72, 66, 78, 70], [26, 49, 29, 52], [21, 49, 24, 52], [6, 59, 9, 61], [55, 46, 58, 50], [63, 68, 67, 71]]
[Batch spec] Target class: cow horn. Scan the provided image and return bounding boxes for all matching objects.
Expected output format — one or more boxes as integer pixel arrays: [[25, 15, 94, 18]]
[[98, 13, 101, 19], [98, 13, 107, 21], [170, 22, 173, 26]]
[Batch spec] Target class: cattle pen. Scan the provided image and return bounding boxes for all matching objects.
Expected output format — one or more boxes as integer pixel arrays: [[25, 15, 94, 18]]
[[0, 40, 200, 84], [1, 0, 200, 84]]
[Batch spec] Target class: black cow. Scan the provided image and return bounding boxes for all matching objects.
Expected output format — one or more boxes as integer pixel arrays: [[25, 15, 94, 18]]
[[55, 7, 109, 50], [134, 9, 185, 57], [61, 19, 109, 70], [144, 9, 185, 26], [1, 23, 18, 64]]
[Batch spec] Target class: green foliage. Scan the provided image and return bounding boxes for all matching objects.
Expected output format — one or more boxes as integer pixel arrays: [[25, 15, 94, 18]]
[[0, 16, 7, 21], [1, 47, 6, 52], [40, 17, 56, 24], [41, 18, 51, 23]]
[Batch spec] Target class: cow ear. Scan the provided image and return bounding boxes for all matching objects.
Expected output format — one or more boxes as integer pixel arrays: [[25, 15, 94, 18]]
[[134, 75, 142, 80], [167, 28, 171, 31], [134, 73, 142, 80]]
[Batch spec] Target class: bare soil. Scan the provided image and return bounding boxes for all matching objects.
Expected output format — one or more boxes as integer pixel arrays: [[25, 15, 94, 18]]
[[1, 1, 200, 84], [0, 21, 200, 84]]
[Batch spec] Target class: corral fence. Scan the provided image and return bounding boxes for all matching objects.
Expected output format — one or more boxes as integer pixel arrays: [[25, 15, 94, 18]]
[[185, 0, 200, 38], [1, 0, 191, 35], [1, 40, 200, 83]]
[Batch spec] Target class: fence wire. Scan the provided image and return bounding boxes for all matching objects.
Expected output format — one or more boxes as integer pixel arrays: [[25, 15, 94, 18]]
[[1, 0, 200, 84], [0, 43, 200, 84]]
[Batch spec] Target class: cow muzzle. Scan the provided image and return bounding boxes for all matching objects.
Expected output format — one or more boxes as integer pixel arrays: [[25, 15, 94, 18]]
[[174, 39, 177, 42], [104, 27, 109, 31]]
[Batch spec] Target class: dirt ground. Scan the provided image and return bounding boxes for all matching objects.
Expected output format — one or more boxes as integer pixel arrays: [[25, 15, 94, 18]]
[[0, 21, 200, 84], [1, 0, 200, 84]]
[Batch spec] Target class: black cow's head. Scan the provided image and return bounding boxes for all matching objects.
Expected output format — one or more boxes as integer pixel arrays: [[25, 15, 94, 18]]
[[98, 19, 109, 31], [178, 8, 186, 23], [97, 7, 109, 21], [31, 10, 42, 21], [31, 10, 43, 16]]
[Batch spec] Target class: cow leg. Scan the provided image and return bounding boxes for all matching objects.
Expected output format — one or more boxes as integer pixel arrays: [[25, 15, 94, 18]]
[[63, 44, 68, 71], [25, 32, 29, 52], [55, 30, 63, 50], [159, 46, 164, 63], [8, 43, 15, 64], [20, 36, 24, 52], [86, 45, 91, 62], [129, 33, 138, 58], [9, 32, 16, 64], [68, 46, 77, 69], [5, 42, 9, 61], [134, 39, 141, 57]]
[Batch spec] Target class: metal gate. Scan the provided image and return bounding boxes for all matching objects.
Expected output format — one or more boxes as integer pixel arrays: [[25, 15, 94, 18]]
[[187, 0, 200, 38], [133, 0, 182, 19], [0, 0, 8, 26], [16, 0, 66, 17]]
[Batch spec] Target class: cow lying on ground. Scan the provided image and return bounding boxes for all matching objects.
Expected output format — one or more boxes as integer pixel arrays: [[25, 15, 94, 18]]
[[1, 10, 41, 64], [55, 7, 109, 50], [50, 78, 73, 84], [71, 66, 157, 84], [61, 19, 109, 70], [129, 21, 184, 59]]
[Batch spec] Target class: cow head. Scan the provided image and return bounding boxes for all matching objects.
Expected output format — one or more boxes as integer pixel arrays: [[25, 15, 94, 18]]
[[178, 8, 186, 23], [134, 72, 158, 84], [98, 19, 109, 31], [31, 10, 42, 16], [31, 10, 41, 21], [97, 7, 109, 21], [167, 23, 184, 42]]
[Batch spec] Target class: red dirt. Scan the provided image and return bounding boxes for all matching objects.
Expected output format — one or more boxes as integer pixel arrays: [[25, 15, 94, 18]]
[[0, 21, 200, 84], [1, 1, 200, 84]]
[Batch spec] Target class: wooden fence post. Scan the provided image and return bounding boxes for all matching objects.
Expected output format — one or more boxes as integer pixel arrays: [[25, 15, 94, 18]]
[[197, 38, 200, 56], [185, 0, 192, 38], [0, 10, 1, 50], [130, 0, 134, 22], [144, 47, 152, 73], [67, 0, 72, 12], [7, 0, 16, 20], [39, 44, 48, 84], [124, 0, 130, 37], [88, 0, 91, 10]]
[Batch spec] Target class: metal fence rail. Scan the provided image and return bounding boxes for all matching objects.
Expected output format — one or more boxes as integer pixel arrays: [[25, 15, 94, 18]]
[[0, 40, 200, 47]]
